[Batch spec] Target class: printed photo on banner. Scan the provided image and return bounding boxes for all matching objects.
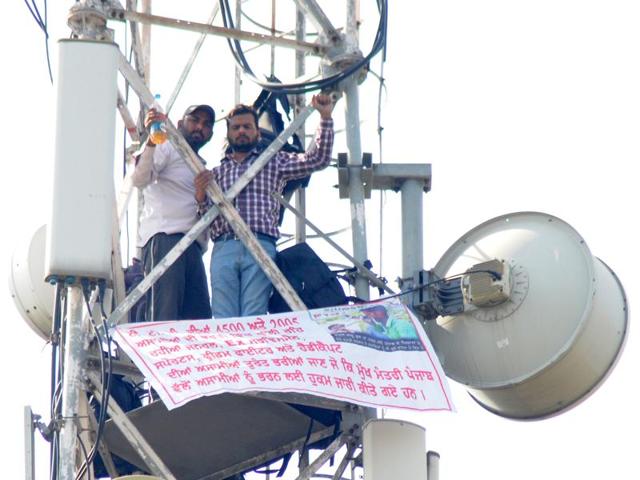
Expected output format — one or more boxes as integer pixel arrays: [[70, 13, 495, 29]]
[[311, 302, 423, 352]]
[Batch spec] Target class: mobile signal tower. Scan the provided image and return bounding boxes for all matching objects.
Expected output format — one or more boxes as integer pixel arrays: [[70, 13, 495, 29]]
[[10, 1, 628, 480]]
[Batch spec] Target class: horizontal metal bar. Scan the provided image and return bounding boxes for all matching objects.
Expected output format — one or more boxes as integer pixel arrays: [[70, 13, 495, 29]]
[[86, 356, 145, 380], [112, 10, 325, 55]]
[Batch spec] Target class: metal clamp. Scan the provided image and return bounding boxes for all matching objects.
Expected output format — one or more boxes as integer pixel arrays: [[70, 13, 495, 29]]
[[337, 152, 373, 199]]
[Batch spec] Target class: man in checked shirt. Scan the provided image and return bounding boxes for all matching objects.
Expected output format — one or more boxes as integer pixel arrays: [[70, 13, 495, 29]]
[[194, 93, 335, 319]]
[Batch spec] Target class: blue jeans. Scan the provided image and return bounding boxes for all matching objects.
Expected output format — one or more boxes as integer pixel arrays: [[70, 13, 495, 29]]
[[210, 236, 277, 319]]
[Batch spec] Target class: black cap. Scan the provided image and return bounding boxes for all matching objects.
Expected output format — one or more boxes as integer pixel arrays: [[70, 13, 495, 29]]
[[184, 104, 215, 123]]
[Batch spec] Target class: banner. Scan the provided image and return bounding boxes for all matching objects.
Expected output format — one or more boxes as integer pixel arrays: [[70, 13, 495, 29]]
[[113, 298, 455, 412]]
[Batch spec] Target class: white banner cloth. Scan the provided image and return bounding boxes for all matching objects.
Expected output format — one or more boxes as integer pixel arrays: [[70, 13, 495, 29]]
[[113, 298, 455, 412]]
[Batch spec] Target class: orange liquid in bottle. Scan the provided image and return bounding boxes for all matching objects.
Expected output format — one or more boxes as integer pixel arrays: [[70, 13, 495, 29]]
[[149, 123, 167, 144]]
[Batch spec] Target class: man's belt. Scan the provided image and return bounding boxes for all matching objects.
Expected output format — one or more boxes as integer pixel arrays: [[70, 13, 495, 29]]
[[213, 231, 277, 244]]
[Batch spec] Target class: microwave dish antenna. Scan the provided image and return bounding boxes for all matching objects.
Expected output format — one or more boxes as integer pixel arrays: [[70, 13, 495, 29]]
[[425, 212, 628, 420]]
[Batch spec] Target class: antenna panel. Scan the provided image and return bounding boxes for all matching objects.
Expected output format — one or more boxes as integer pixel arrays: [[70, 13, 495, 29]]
[[45, 40, 118, 281]]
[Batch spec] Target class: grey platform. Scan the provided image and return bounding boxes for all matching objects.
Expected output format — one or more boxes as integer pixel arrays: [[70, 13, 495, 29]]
[[103, 392, 362, 480]]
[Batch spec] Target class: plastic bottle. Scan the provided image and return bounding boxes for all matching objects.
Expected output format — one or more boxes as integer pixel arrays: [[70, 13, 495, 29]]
[[149, 94, 168, 144]]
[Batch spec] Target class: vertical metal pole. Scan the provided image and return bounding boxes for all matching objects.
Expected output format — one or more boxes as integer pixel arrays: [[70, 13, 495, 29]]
[[234, 0, 242, 104], [346, 0, 360, 41], [58, 286, 90, 480], [344, 1, 369, 300], [400, 179, 424, 303], [294, 6, 307, 244], [24, 406, 34, 480], [427, 451, 440, 480], [270, 0, 276, 76], [344, 80, 368, 300], [141, 0, 152, 84], [136, 0, 152, 260]]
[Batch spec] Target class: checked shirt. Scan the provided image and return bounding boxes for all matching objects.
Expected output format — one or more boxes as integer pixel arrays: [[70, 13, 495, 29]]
[[199, 118, 334, 240]]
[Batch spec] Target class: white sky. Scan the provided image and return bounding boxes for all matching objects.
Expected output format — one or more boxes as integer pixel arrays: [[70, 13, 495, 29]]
[[1, 1, 638, 479]]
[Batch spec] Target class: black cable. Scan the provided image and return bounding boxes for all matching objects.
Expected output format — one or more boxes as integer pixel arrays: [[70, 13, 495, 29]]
[[76, 433, 91, 480], [218, 0, 388, 94], [375, 269, 502, 303], [23, 0, 44, 29], [43, 0, 53, 83], [298, 418, 314, 464], [375, 54, 387, 279], [239, 9, 322, 38], [49, 282, 63, 419], [76, 282, 112, 480], [23, 0, 53, 83], [220, 0, 256, 77], [241, 9, 287, 35], [48, 282, 63, 480]]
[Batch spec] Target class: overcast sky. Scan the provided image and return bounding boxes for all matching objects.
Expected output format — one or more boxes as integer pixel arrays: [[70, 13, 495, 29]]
[[1, 1, 638, 479]]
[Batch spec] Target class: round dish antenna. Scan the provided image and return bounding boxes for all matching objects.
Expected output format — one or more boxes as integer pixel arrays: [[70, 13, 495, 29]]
[[8, 225, 54, 340], [426, 212, 628, 420]]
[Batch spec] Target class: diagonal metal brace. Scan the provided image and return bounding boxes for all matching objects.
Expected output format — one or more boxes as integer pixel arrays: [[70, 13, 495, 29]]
[[166, 4, 220, 115], [296, 434, 347, 480], [274, 193, 394, 295], [332, 442, 357, 480], [86, 370, 177, 480]]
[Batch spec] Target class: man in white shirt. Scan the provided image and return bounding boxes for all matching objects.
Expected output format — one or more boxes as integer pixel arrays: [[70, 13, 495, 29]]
[[132, 104, 215, 321]]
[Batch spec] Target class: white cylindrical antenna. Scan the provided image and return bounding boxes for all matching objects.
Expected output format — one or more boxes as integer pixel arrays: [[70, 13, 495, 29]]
[[363, 419, 427, 480]]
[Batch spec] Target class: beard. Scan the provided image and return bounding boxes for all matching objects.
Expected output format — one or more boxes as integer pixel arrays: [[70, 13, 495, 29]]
[[185, 135, 207, 152], [179, 126, 208, 152], [229, 134, 259, 153]]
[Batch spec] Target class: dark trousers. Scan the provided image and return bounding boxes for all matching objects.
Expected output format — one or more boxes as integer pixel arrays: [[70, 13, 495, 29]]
[[141, 233, 212, 321]]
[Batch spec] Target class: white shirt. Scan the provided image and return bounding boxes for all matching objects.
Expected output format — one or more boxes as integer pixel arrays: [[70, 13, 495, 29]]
[[132, 141, 208, 251]]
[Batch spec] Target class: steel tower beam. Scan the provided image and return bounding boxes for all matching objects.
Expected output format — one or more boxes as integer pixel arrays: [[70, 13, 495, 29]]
[[401, 179, 425, 303], [294, 5, 307, 243], [109, 10, 325, 55], [234, 0, 242, 104], [292, 0, 341, 41], [87, 371, 177, 479], [58, 287, 89, 480], [342, 0, 370, 300]]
